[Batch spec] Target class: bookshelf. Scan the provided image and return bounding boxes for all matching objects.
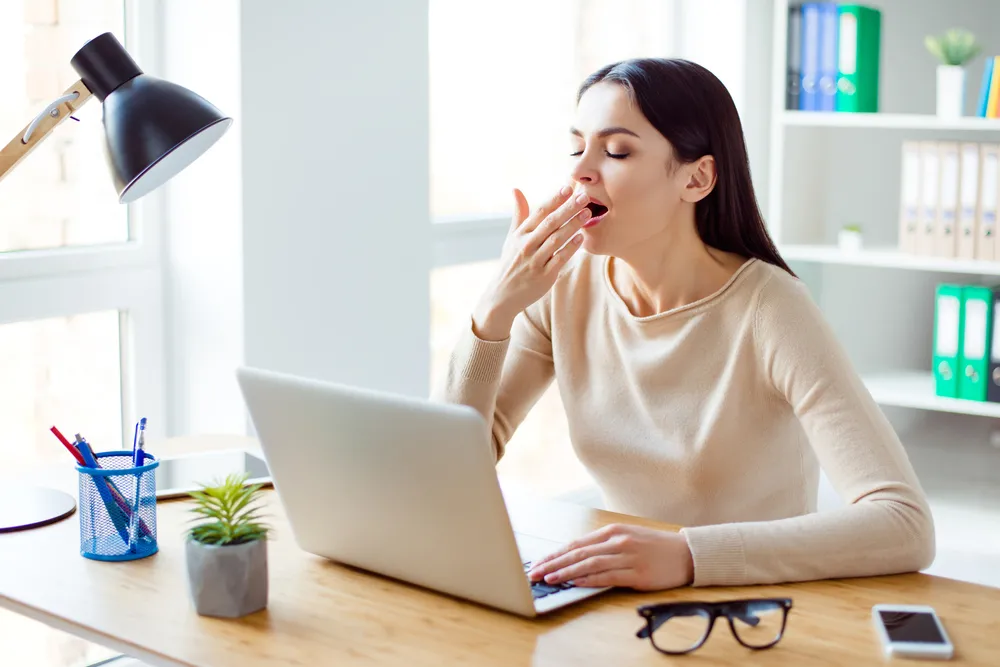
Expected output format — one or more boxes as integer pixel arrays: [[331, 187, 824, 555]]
[[780, 244, 1000, 274], [782, 110, 1000, 131], [767, 0, 1000, 428], [864, 371, 1000, 418]]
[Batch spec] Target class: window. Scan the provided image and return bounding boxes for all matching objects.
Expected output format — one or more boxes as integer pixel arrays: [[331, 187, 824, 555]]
[[429, 0, 674, 221], [0, 0, 128, 253], [0, 1, 165, 662], [0, 311, 123, 467], [0, 0, 165, 464], [429, 1, 674, 498]]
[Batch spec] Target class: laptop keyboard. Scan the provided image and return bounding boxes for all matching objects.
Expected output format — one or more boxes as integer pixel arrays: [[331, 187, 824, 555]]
[[523, 561, 576, 599]]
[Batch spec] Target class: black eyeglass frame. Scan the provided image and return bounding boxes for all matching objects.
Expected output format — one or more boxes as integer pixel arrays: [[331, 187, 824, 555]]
[[635, 597, 793, 655]]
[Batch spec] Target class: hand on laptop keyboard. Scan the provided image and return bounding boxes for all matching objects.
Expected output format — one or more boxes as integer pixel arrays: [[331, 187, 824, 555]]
[[524, 560, 575, 599]]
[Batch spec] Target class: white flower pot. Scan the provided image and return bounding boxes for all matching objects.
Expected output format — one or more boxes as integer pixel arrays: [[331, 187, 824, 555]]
[[936, 65, 965, 118], [838, 229, 863, 252]]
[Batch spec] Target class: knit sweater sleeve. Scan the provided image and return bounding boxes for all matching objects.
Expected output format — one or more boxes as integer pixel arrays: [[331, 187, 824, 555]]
[[680, 272, 936, 586], [430, 298, 556, 463]]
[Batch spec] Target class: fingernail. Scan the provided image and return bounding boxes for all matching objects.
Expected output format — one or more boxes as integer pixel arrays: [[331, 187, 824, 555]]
[[576, 193, 588, 204], [545, 574, 558, 583], [579, 208, 591, 220], [560, 186, 572, 196]]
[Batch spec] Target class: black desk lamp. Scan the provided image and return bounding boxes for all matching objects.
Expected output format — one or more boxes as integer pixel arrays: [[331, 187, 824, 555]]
[[0, 32, 233, 531]]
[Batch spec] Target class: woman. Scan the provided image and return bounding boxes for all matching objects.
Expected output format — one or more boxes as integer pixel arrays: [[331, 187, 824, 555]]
[[434, 58, 934, 591]]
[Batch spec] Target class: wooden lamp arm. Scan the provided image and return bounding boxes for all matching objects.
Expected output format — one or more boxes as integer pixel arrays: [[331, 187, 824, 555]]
[[0, 79, 93, 184]]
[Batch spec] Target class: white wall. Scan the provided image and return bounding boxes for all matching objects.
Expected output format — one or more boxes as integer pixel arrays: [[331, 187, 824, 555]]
[[159, 0, 246, 436], [240, 0, 431, 398]]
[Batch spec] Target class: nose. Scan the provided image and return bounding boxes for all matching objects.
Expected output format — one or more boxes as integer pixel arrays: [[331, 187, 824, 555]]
[[570, 153, 600, 185]]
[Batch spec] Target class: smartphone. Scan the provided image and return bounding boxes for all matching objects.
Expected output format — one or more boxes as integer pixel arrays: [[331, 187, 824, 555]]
[[154, 449, 271, 499], [872, 604, 954, 659]]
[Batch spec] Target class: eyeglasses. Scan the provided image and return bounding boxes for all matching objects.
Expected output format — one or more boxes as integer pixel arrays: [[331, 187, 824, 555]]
[[636, 598, 793, 655]]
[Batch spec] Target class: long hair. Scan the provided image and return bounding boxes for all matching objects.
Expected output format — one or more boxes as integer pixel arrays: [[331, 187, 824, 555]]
[[578, 58, 794, 276]]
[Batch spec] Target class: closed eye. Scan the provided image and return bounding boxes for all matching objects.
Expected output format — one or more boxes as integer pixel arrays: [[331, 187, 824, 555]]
[[569, 150, 630, 160]]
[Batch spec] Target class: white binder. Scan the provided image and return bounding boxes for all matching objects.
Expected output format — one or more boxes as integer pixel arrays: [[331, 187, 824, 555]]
[[976, 144, 999, 262], [898, 141, 921, 254], [957, 142, 981, 260]]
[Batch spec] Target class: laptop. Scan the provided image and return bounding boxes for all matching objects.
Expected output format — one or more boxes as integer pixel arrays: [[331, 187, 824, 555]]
[[235, 365, 612, 617]]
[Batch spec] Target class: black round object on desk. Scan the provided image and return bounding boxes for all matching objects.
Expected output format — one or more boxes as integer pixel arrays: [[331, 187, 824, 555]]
[[0, 487, 76, 532]]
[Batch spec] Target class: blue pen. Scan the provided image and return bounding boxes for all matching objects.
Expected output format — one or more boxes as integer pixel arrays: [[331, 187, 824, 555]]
[[128, 418, 148, 552], [75, 434, 131, 545], [131, 420, 139, 463], [134, 417, 147, 467]]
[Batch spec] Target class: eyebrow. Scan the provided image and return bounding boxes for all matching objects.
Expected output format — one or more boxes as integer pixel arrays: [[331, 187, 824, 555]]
[[569, 126, 640, 139]]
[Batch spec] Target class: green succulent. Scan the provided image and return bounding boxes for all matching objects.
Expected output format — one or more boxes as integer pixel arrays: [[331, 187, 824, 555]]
[[842, 223, 862, 233], [925, 29, 981, 67], [187, 472, 269, 546]]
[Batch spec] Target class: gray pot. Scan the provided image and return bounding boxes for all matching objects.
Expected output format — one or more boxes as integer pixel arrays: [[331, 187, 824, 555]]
[[185, 537, 268, 618]]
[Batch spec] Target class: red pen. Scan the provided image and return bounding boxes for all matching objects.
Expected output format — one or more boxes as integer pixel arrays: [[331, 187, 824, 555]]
[[51, 426, 86, 466]]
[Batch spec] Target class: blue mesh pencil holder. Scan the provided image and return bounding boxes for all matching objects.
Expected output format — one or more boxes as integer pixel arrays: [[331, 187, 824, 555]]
[[77, 451, 159, 561]]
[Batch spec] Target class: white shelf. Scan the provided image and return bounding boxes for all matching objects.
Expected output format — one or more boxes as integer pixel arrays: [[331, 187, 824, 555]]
[[864, 371, 1000, 418], [782, 111, 1000, 131], [780, 244, 1000, 275]]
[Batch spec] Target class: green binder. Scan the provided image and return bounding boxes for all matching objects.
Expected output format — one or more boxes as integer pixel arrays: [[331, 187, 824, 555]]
[[958, 285, 994, 401], [933, 284, 964, 398], [835, 4, 881, 113]]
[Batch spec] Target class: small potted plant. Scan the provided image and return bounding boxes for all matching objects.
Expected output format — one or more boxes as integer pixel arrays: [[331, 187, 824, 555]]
[[185, 472, 269, 618], [925, 28, 981, 118], [838, 223, 863, 252]]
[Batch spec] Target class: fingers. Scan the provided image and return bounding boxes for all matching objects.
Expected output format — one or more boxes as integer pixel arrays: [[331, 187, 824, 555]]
[[538, 208, 590, 261], [529, 527, 614, 572], [542, 554, 627, 585], [568, 569, 634, 589], [509, 188, 530, 231], [528, 190, 590, 241], [545, 233, 585, 273], [522, 185, 577, 234]]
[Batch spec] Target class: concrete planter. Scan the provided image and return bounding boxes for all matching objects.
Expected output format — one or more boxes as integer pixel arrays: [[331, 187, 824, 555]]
[[186, 538, 268, 618]]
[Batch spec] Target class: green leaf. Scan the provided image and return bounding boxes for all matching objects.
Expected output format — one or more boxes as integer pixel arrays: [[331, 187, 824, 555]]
[[185, 469, 269, 546], [926, 28, 981, 66]]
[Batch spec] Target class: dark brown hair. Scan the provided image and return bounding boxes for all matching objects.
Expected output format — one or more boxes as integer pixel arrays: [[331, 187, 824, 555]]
[[579, 58, 794, 276]]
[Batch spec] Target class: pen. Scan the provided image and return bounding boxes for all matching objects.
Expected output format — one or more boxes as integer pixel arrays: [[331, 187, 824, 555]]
[[134, 417, 147, 467], [131, 420, 139, 464], [67, 431, 154, 540], [50, 426, 86, 466], [74, 434, 131, 545]]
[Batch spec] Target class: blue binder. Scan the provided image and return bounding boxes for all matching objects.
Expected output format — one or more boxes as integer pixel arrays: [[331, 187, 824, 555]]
[[817, 3, 839, 111], [977, 56, 995, 117], [800, 3, 821, 111]]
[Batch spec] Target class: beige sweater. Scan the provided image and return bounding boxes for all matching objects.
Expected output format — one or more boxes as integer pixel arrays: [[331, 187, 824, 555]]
[[435, 254, 935, 587]]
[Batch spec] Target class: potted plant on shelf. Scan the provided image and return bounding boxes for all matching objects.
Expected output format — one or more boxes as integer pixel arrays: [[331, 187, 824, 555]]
[[925, 28, 981, 118], [838, 223, 863, 252], [185, 472, 269, 618]]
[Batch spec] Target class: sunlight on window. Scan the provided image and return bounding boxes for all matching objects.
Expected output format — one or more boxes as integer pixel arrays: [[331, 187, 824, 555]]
[[0, 311, 123, 468], [429, 0, 674, 220], [0, 0, 127, 253]]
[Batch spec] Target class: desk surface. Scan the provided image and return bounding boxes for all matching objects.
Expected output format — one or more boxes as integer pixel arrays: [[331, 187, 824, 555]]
[[1, 435, 999, 666]]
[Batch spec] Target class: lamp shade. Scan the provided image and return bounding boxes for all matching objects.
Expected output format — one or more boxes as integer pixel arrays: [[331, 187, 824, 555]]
[[70, 32, 233, 204]]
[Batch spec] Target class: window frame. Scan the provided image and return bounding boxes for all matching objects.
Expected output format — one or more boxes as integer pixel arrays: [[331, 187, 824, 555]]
[[0, 0, 166, 447]]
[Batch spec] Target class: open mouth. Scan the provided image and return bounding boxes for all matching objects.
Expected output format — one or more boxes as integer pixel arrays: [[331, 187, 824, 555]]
[[584, 201, 609, 227]]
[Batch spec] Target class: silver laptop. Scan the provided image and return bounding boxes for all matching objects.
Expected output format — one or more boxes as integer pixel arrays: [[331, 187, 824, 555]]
[[235, 365, 611, 617]]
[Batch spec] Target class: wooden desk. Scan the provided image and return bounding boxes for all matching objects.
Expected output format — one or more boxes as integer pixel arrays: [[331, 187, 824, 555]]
[[1, 435, 999, 666]]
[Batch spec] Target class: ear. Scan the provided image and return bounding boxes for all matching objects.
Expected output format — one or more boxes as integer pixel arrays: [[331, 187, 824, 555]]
[[681, 155, 716, 203]]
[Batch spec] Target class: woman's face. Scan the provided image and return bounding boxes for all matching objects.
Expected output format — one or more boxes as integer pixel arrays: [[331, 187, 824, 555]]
[[569, 82, 709, 256]]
